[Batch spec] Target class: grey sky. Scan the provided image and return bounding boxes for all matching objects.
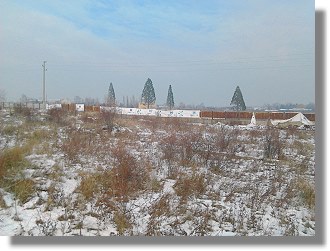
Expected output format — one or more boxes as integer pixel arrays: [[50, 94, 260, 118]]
[[0, 0, 314, 107]]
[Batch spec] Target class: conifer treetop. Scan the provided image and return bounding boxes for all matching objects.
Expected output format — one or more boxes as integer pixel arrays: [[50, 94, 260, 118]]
[[107, 82, 116, 106], [166, 84, 174, 110], [230, 85, 246, 111], [141, 78, 156, 109]]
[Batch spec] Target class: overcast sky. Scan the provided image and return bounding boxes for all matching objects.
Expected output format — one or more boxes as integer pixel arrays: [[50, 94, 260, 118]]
[[0, 0, 314, 107]]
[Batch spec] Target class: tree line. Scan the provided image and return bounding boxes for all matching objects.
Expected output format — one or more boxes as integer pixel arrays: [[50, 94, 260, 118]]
[[106, 78, 246, 111]]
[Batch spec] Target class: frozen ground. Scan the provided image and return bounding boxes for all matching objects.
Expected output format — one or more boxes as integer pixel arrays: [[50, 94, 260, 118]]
[[0, 109, 315, 236]]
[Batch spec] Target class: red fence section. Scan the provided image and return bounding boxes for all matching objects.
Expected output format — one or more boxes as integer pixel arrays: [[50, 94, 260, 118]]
[[200, 111, 315, 121]]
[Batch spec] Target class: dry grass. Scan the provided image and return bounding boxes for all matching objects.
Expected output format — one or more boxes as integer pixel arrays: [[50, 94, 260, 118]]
[[0, 146, 30, 182], [77, 147, 149, 202], [297, 178, 315, 209], [2, 125, 17, 136], [44, 182, 63, 211], [160, 133, 178, 177], [77, 172, 104, 200], [114, 211, 131, 235], [61, 130, 89, 162], [110, 144, 148, 200], [99, 109, 117, 131], [47, 108, 70, 126], [0, 190, 8, 208], [0, 109, 316, 235], [13, 105, 32, 118], [174, 173, 206, 200], [9, 178, 36, 204]]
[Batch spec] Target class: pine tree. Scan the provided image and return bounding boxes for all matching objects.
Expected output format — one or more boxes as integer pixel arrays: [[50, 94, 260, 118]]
[[230, 86, 246, 111], [107, 82, 116, 106], [141, 78, 156, 109], [166, 85, 174, 110]]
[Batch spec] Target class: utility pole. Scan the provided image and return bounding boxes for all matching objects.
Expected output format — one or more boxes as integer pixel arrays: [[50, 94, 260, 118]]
[[42, 61, 47, 110]]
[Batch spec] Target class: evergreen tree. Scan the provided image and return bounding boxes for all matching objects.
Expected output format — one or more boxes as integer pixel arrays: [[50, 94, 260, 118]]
[[230, 86, 246, 111], [107, 82, 116, 106], [166, 85, 174, 110], [141, 78, 156, 109]]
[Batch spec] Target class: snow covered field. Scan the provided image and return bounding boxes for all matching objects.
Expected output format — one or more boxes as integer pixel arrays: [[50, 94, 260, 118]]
[[0, 108, 315, 236]]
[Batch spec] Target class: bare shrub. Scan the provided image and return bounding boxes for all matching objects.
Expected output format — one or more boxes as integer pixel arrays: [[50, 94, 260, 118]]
[[110, 144, 148, 200], [294, 157, 309, 175], [31, 129, 51, 141], [36, 218, 58, 236], [100, 109, 116, 131], [146, 193, 172, 236], [191, 209, 213, 236], [297, 178, 315, 209], [61, 130, 91, 162], [47, 108, 69, 126], [291, 139, 314, 157], [214, 126, 235, 152], [160, 133, 178, 177], [296, 130, 311, 141], [177, 131, 202, 167], [44, 183, 65, 211], [284, 218, 298, 236], [174, 173, 206, 200], [247, 129, 260, 141], [141, 117, 160, 133], [286, 126, 298, 139], [80, 112, 97, 124], [161, 117, 187, 133], [13, 104, 32, 119], [150, 193, 171, 218], [263, 128, 283, 160], [196, 133, 216, 167]]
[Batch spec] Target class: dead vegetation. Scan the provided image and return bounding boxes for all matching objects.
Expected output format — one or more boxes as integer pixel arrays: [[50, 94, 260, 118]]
[[0, 109, 315, 236]]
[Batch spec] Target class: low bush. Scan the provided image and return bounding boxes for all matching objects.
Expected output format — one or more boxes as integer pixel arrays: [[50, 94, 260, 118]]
[[61, 130, 89, 162], [47, 108, 69, 126], [77, 172, 105, 200], [160, 133, 178, 177], [174, 173, 206, 200], [150, 193, 171, 218], [0, 146, 30, 182], [13, 105, 32, 118], [114, 211, 131, 235], [297, 178, 315, 209], [9, 178, 36, 204], [2, 125, 17, 136], [111, 145, 148, 199], [0, 191, 7, 208], [100, 109, 116, 131], [263, 128, 283, 160]]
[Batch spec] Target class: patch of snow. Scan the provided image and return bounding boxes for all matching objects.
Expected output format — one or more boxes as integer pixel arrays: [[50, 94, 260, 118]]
[[163, 179, 176, 194]]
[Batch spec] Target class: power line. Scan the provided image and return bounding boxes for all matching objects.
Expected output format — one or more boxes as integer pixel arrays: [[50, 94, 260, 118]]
[[47, 53, 313, 68], [1, 51, 313, 74]]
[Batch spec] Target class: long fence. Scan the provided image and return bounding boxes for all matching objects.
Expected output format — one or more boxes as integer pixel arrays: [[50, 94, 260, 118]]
[[200, 110, 315, 122], [0, 102, 315, 122], [0, 102, 42, 110]]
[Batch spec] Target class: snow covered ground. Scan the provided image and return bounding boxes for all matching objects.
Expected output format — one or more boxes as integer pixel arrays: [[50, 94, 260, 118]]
[[0, 109, 315, 236]]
